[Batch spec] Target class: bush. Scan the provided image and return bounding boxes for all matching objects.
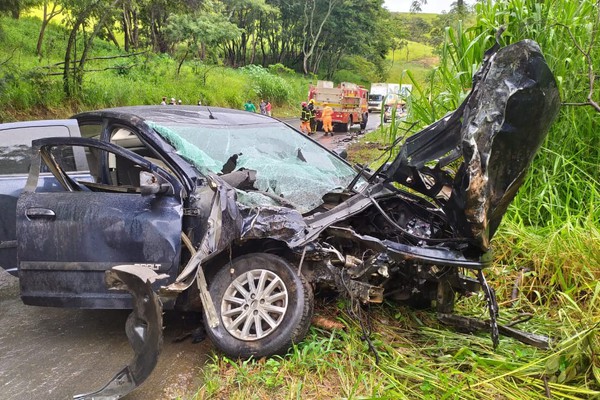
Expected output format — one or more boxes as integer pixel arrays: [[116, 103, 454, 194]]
[[240, 64, 292, 106]]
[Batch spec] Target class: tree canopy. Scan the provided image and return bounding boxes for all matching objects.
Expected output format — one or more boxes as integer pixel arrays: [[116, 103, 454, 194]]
[[13, 0, 397, 84]]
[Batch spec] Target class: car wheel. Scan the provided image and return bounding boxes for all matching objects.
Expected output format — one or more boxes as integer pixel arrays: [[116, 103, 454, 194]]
[[204, 253, 314, 358]]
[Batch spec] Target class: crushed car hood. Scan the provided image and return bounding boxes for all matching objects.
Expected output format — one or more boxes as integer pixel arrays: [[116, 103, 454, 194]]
[[384, 39, 561, 250]]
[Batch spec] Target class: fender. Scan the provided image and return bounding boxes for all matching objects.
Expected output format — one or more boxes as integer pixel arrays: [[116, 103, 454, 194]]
[[73, 265, 167, 400]]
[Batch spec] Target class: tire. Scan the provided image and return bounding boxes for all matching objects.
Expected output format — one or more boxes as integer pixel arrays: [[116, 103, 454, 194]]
[[360, 113, 368, 130], [204, 253, 314, 358], [341, 117, 352, 132]]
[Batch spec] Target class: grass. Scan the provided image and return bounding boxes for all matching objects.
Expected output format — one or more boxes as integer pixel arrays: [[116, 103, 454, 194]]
[[0, 15, 308, 122], [196, 293, 599, 399], [386, 40, 438, 88]]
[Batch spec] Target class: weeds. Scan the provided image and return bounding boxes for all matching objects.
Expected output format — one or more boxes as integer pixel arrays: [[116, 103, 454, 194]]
[[0, 16, 308, 121], [197, 299, 599, 399]]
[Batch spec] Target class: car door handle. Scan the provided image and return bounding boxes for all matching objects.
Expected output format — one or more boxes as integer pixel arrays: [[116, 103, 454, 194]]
[[25, 208, 56, 220]]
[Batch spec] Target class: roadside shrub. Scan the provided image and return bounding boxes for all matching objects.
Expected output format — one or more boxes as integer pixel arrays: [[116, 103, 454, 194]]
[[240, 64, 292, 106], [268, 63, 295, 76]]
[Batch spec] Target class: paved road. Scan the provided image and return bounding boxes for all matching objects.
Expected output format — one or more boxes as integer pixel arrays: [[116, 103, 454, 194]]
[[281, 112, 381, 151], [0, 113, 382, 400], [0, 269, 211, 400]]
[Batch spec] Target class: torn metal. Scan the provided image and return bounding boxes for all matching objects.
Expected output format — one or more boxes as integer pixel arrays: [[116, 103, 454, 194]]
[[385, 40, 561, 251], [74, 265, 167, 400]]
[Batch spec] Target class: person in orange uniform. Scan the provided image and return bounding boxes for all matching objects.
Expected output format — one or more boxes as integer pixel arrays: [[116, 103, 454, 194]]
[[300, 102, 311, 134], [322, 105, 333, 136]]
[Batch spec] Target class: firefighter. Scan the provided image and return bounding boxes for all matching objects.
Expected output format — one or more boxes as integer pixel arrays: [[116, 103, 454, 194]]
[[300, 102, 311, 134], [322, 105, 333, 136], [308, 99, 316, 135]]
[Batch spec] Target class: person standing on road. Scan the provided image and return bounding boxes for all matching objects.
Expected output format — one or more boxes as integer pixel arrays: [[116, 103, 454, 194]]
[[266, 100, 272, 116], [322, 105, 333, 136], [244, 100, 256, 113], [259, 99, 267, 115], [300, 102, 311, 134], [308, 99, 316, 135]]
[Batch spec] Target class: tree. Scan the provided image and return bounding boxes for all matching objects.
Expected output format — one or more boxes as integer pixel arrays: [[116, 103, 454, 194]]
[[317, 0, 390, 81], [301, 0, 338, 75], [410, 0, 426, 13], [165, 12, 241, 74], [36, 0, 64, 56], [219, 0, 278, 67], [61, 0, 120, 96]]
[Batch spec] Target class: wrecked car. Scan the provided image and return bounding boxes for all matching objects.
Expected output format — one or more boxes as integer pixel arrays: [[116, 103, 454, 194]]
[[1, 39, 559, 398]]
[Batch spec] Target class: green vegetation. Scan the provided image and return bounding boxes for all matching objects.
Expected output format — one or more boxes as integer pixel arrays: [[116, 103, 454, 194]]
[[1, 1, 598, 399], [0, 15, 310, 121], [1, 0, 397, 122], [198, 1, 599, 399], [197, 297, 598, 399], [386, 39, 438, 86]]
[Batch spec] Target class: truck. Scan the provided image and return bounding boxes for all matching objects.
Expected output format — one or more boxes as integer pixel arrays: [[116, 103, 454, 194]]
[[368, 83, 400, 112], [308, 80, 369, 132]]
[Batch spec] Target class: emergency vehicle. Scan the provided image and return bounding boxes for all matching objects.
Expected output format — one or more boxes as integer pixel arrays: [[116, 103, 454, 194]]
[[308, 81, 369, 132]]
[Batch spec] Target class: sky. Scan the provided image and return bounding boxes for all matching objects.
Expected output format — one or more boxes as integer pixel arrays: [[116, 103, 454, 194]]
[[383, 0, 472, 13]]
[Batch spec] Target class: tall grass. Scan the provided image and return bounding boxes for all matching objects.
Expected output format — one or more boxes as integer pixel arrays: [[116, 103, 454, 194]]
[[340, 3, 600, 397], [197, 299, 600, 399], [394, 0, 599, 302]]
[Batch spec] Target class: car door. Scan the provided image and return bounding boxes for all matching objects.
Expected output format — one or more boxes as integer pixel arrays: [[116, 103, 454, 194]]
[[0, 120, 87, 275], [16, 137, 184, 309]]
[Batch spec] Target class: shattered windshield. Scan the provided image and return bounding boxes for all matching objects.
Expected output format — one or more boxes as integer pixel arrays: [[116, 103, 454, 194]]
[[148, 121, 366, 212]]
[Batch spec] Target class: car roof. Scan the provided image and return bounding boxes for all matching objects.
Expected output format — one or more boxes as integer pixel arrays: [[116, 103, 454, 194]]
[[72, 105, 277, 127]]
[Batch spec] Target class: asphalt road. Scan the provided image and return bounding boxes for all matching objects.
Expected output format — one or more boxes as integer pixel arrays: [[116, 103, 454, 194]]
[[0, 113, 382, 400], [0, 269, 211, 400], [281, 112, 382, 150]]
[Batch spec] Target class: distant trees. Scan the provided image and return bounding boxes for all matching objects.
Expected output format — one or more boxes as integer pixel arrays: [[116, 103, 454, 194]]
[[165, 12, 241, 73], [17, 0, 395, 95], [410, 0, 427, 13], [0, 0, 41, 19]]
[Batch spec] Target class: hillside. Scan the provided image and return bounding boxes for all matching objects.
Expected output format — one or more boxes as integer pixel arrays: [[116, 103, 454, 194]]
[[0, 9, 442, 122], [0, 15, 310, 121]]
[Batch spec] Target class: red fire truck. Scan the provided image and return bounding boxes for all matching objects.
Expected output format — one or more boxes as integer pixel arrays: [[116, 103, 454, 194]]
[[308, 81, 369, 132]]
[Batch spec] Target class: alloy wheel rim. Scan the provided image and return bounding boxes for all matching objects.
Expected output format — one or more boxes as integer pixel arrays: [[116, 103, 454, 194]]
[[221, 269, 289, 341]]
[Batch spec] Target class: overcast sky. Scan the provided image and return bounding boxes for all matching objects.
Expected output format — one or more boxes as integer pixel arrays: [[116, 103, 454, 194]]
[[383, 0, 472, 13]]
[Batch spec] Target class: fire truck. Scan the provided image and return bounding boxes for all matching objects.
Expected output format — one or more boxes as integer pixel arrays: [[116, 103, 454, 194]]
[[308, 81, 369, 132]]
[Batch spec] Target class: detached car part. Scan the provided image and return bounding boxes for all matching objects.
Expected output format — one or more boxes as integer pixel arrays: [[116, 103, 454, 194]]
[[74, 265, 167, 400]]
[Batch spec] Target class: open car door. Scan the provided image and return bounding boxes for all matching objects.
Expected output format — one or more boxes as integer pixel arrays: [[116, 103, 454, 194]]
[[16, 137, 184, 308], [17, 137, 185, 398]]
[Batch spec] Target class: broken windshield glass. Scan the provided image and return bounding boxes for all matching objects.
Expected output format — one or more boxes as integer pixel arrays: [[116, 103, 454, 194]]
[[148, 122, 366, 213]]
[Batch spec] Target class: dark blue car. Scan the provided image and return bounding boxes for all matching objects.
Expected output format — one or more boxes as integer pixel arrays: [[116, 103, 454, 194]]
[[0, 40, 559, 399]]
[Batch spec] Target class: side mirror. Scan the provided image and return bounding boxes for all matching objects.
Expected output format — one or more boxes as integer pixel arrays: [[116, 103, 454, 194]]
[[139, 171, 170, 195]]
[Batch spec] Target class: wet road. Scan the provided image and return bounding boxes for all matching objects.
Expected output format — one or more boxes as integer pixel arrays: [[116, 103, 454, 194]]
[[0, 113, 381, 400], [281, 112, 381, 150], [0, 269, 211, 400]]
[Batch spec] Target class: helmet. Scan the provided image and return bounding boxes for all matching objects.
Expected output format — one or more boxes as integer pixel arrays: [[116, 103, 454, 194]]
[[301, 101, 307, 106], [309, 99, 315, 104]]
